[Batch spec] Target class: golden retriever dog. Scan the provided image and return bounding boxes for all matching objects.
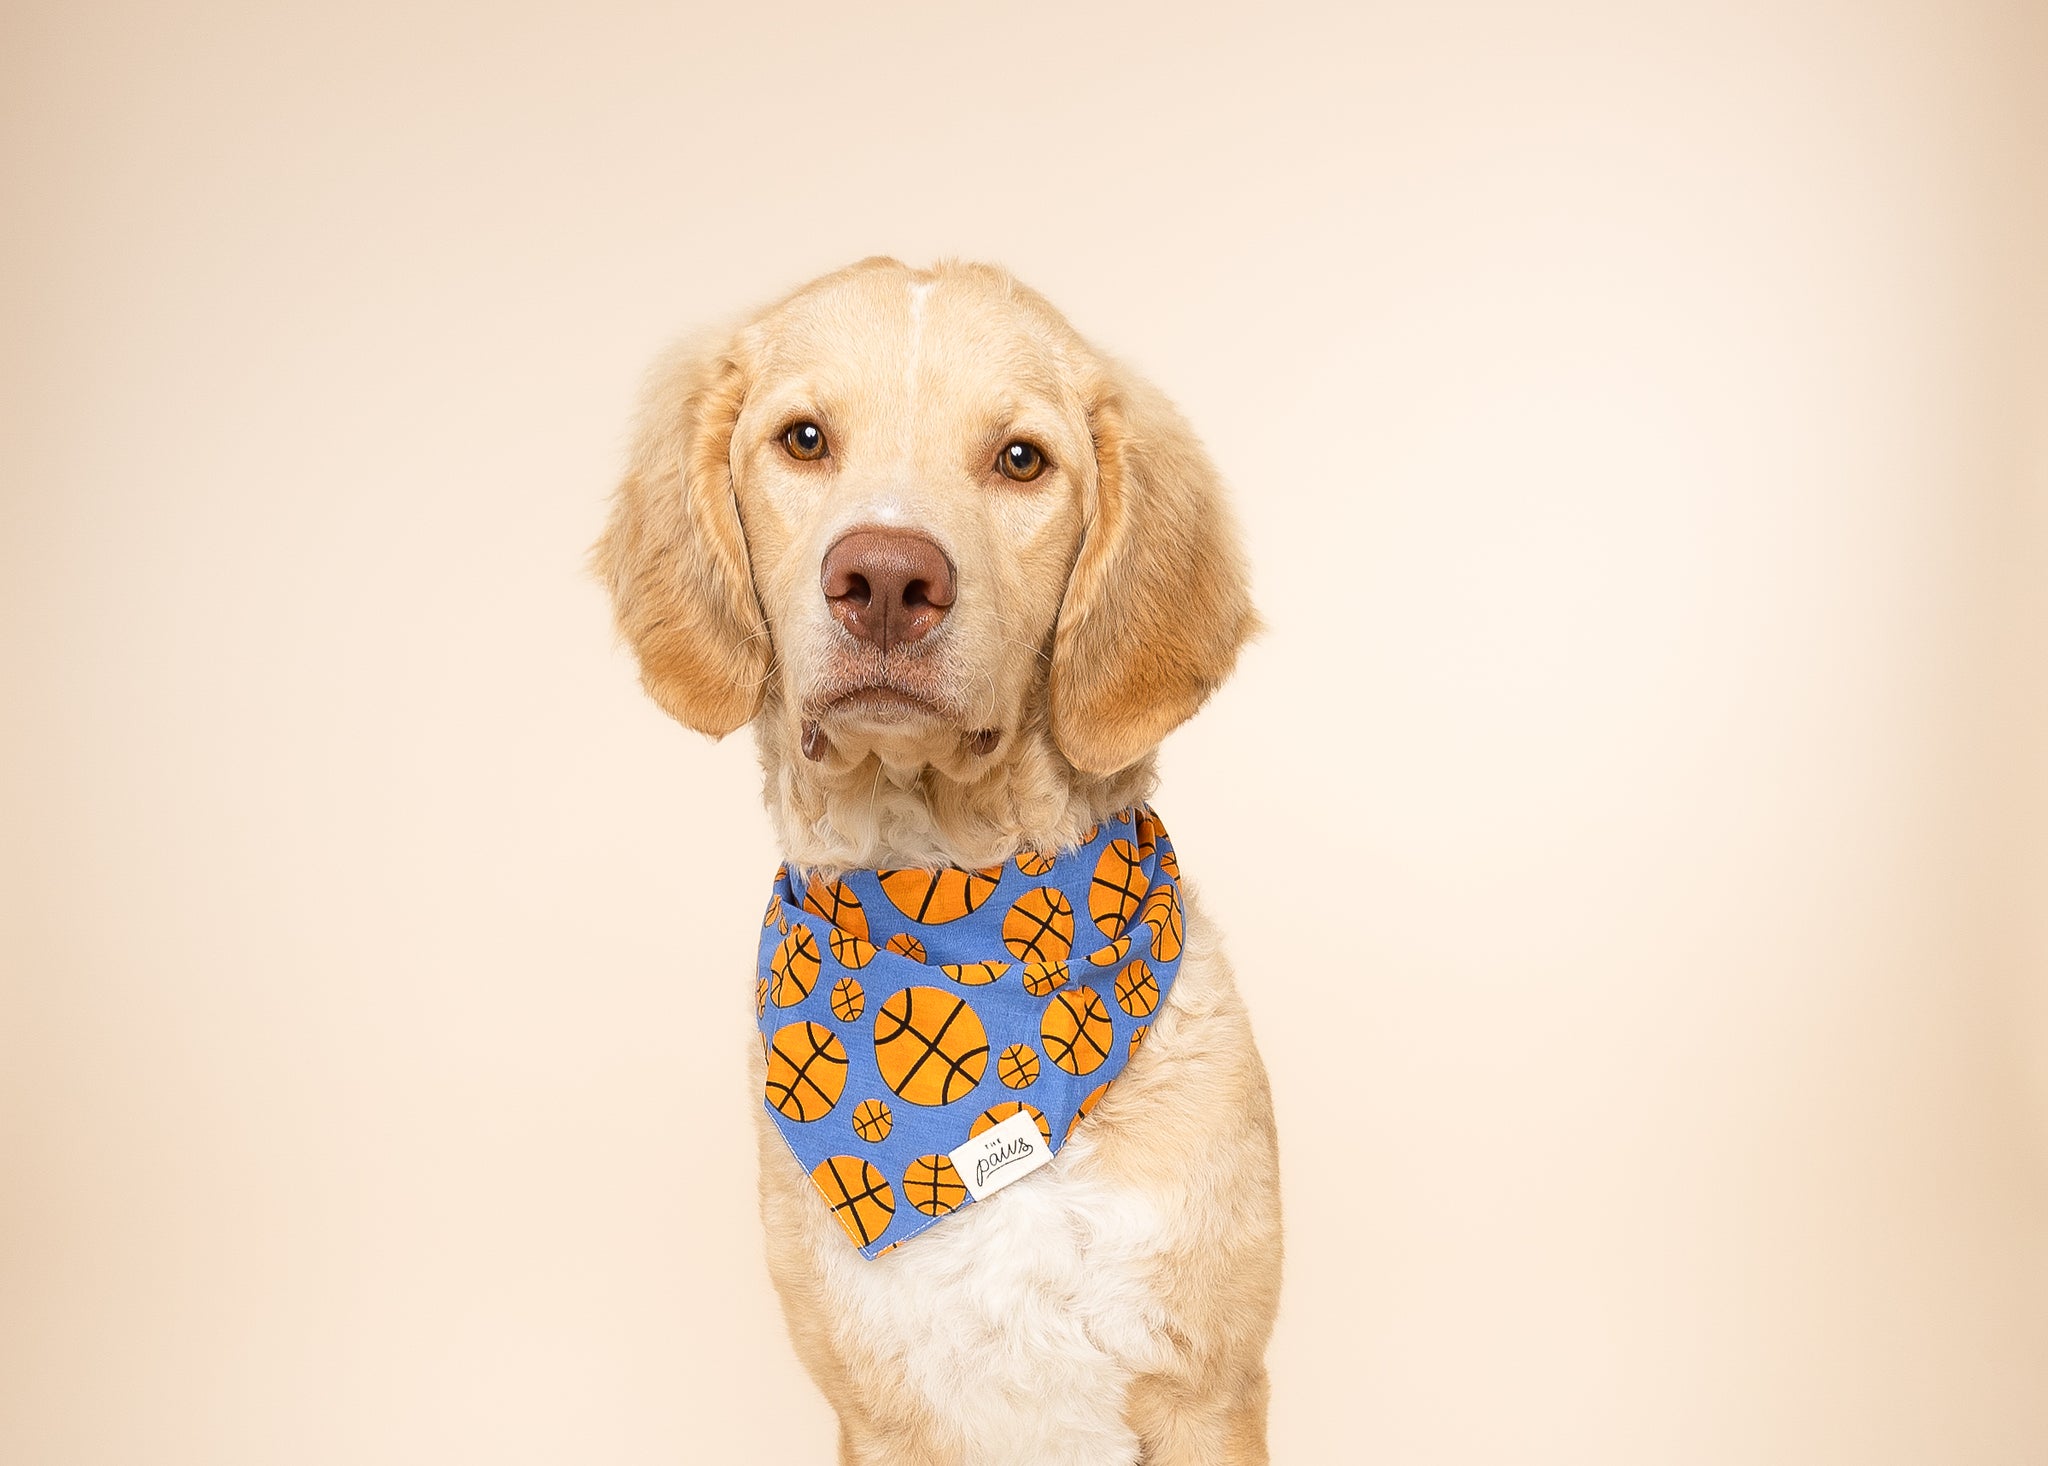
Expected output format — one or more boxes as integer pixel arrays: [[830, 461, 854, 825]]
[[597, 257, 1281, 1465]]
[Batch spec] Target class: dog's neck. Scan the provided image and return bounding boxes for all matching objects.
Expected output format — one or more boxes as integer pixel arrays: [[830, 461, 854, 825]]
[[754, 691, 1154, 875]]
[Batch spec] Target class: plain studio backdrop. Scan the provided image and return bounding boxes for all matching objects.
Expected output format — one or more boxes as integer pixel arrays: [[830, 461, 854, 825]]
[[3, 1, 2045, 1462]]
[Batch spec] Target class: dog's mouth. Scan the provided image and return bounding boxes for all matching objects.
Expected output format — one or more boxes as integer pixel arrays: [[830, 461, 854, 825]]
[[800, 680, 1000, 761]]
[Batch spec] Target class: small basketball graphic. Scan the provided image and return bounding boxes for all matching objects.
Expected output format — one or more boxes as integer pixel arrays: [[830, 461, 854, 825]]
[[754, 977, 768, 1018], [764, 1021, 848, 1122], [903, 1154, 967, 1216], [850, 1097, 893, 1143], [1140, 881, 1184, 962], [884, 933, 928, 963], [1015, 849, 1056, 877], [1021, 960, 1069, 997], [873, 986, 990, 1105], [1041, 988, 1113, 1076], [829, 929, 877, 970], [1136, 807, 1162, 863], [1079, 823, 1100, 844], [878, 866, 1002, 924], [1129, 1024, 1149, 1059], [769, 927, 823, 1006], [1159, 847, 1180, 879], [1089, 839, 1149, 937], [763, 894, 781, 928], [1065, 1082, 1110, 1141], [811, 1155, 895, 1247], [1003, 887, 1075, 963], [941, 960, 1009, 986], [997, 1043, 1040, 1088], [1114, 958, 1161, 1018], [778, 914, 789, 934], [803, 876, 870, 939], [971, 1100, 1051, 1147], [1089, 933, 1133, 968], [829, 975, 865, 1022]]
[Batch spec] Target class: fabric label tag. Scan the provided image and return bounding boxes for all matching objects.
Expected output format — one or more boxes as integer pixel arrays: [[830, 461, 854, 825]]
[[948, 1110, 1053, 1201]]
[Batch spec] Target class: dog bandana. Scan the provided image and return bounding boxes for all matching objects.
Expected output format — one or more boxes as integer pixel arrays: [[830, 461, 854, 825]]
[[756, 804, 1186, 1258]]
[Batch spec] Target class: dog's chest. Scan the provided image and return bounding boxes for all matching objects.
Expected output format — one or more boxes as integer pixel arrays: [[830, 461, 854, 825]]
[[818, 1132, 1173, 1440]]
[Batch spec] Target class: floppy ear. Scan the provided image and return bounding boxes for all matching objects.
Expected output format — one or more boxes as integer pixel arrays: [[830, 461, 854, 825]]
[[1049, 359, 1260, 775], [593, 333, 768, 737]]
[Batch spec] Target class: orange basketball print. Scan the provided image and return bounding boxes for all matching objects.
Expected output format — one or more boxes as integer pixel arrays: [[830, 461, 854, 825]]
[[850, 1098, 893, 1143], [1089, 933, 1133, 968], [764, 1021, 848, 1122], [941, 960, 1009, 986], [769, 926, 822, 1006], [996, 1043, 1040, 1088], [1089, 839, 1149, 937], [1159, 847, 1180, 879], [811, 1155, 895, 1247], [877, 866, 1002, 924], [1066, 1082, 1110, 1140], [803, 876, 870, 939], [884, 933, 928, 963], [1003, 887, 1075, 962], [1136, 808, 1162, 863], [971, 1101, 1051, 1147], [1041, 988, 1114, 1076], [1140, 881, 1184, 962], [903, 1154, 967, 1216], [829, 929, 877, 969], [1021, 960, 1069, 997], [1114, 958, 1161, 1018], [873, 986, 989, 1105], [1128, 1024, 1148, 1059], [754, 977, 768, 1018], [763, 894, 781, 928], [1015, 849, 1056, 877], [829, 974, 865, 1022]]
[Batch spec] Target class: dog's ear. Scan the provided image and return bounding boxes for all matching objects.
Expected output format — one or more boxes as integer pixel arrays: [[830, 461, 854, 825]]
[[593, 332, 767, 737], [1049, 358, 1259, 775]]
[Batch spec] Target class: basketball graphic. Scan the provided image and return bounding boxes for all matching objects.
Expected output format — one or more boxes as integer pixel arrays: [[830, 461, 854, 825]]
[[769, 926, 822, 1006], [1160, 847, 1180, 879], [1140, 881, 1184, 962], [903, 1154, 967, 1216], [873, 986, 990, 1105], [754, 977, 768, 1018], [829, 929, 877, 969], [877, 866, 1002, 924], [885, 932, 928, 963], [940, 960, 1009, 986], [803, 876, 870, 939], [850, 1097, 893, 1143], [1089, 839, 1148, 937], [1078, 823, 1100, 843], [763, 894, 781, 928], [971, 1100, 1051, 1147], [1129, 1024, 1149, 1059], [1003, 887, 1075, 962], [1021, 960, 1069, 997], [1136, 807, 1162, 863], [778, 914, 789, 934], [996, 1043, 1040, 1088], [764, 1021, 848, 1122], [1066, 1082, 1110, 1140], [1041, 988, 1113, 1076], [1114, 958, 1161, 1018], [1088, 933, 1133, 968], [1015, 849, 1056, 877], [811, 1155, 895, 1247], [829, 974, 865, 1022]]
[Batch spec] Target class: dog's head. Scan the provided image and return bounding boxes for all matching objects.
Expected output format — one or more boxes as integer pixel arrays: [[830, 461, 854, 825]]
[[597, 258, 1254, 841]]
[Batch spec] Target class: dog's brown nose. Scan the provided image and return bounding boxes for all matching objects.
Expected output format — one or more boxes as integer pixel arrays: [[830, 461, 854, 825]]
[[821, 529, 956, 650]]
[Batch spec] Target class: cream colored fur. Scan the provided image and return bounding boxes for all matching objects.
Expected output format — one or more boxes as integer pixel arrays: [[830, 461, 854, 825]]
[[598, 258, 1281, 1464]]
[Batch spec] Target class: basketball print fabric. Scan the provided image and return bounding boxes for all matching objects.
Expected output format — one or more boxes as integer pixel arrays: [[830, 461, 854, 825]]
[[755, 805, 1185, 1258]]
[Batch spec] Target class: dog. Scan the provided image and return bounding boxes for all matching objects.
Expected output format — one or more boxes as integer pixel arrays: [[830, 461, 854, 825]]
[[597, 257, 1280, 1465]]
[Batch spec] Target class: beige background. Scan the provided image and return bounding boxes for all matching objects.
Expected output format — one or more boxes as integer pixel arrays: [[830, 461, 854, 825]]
[[4, 1, 2045, 1461]]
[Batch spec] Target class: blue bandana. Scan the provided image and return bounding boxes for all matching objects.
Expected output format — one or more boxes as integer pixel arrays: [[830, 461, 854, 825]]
[[756, 804, 1185, 1257]]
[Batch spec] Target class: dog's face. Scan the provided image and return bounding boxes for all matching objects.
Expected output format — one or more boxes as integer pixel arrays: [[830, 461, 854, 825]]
[[599, 258, 1254, 786]]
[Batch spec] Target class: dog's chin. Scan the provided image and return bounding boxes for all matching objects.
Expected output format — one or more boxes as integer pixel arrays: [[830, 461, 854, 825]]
[[797, 683, 1003, 769]]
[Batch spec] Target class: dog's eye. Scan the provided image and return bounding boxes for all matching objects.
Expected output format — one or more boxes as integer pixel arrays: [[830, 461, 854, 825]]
[[998, 441, 1046, 482], [784, 422, 828, 461]]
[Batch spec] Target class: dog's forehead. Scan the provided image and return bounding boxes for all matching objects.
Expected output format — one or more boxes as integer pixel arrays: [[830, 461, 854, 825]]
[[750, 268, 1080, 412]]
